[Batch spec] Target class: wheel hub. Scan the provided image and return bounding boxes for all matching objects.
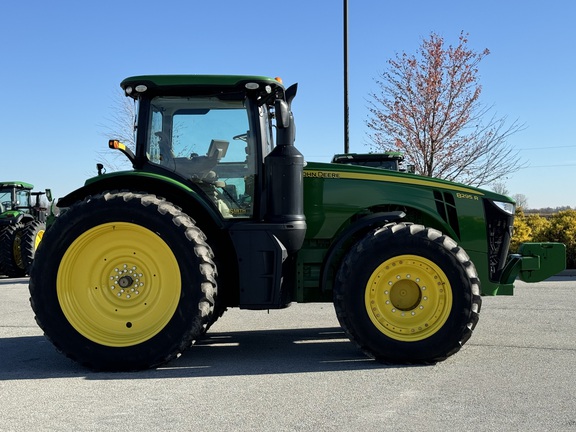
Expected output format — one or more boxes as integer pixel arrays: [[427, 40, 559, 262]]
[[389, 279, 422, 311], [118, 275, 133, 288], [109, 264, 144, 299]]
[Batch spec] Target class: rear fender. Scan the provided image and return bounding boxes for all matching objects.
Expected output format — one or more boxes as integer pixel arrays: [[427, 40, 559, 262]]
[[56, 172, 224, 228]]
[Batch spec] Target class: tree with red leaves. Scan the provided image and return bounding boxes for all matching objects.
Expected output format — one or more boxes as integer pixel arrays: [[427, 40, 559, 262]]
[[367, 32, 524, 186]]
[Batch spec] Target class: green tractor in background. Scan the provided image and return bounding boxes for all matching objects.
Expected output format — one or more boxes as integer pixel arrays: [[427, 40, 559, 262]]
[[29, 75, 566, 371], [0, 181, 51, 277], [332, 151, 415, 173]]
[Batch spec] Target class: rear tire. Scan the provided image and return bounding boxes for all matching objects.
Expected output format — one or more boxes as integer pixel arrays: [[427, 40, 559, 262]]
[[0, 223, 27, 277], [29, 191, 218, 371], [334, 222, 481, 364], [0, 226, 8, 275]]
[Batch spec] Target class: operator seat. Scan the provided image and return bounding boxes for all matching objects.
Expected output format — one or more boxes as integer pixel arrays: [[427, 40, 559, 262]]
[[190, 139, 229, 181], [173, 139, 229, 184]]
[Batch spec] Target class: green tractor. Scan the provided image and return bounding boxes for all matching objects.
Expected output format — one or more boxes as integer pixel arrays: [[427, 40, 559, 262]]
[[29, 75, 565, 371], [0, 181, 50, 277]]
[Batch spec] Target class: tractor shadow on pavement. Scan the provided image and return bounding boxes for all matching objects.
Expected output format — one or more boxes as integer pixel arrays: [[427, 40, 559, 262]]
[[0, 276, 29, 285], [167, 327, 400, 377], [0, 327, 422, 381]]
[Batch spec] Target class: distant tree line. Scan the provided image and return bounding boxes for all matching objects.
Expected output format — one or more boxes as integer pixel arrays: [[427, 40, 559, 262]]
[[511, 209, 576, 268], [524, 206, 572, 215]]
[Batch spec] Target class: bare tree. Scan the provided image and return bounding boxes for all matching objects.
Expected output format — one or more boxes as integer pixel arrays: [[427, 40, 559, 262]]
[[366, 31, 525, 187], [491, 181, 510, 196], [511, 193, 529, 210], [490, 182, 528, 208], [97, 88, 137, 172]]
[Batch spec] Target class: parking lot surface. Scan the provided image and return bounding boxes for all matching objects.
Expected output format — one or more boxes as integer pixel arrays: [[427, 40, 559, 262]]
[[1, 276, 575, 431]]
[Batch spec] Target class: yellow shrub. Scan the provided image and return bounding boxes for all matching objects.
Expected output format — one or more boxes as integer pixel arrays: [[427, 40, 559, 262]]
[[510, 210, 532, 252], [542, 210, 576, 268], [511, 209, 573, 268], [525, 213, 551, 242]]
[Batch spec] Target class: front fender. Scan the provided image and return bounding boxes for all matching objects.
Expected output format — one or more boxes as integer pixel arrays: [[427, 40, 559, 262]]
[[320, 211, 406, 292], [0, 211, 25, 226]]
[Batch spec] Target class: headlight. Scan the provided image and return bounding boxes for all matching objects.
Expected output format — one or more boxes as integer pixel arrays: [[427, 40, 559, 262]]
[[492, 200, 515, 215]]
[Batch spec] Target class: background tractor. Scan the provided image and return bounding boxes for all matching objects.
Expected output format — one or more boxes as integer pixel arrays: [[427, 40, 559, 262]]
[[331, 151, 415, 173], [0, 181, 50, 277], [29, 75, 565, 371]]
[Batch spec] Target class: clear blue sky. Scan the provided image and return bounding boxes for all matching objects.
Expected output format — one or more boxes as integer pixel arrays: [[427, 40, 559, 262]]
[[1, 0, 574, 209]]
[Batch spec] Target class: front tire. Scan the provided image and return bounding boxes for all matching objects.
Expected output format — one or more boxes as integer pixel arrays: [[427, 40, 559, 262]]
[[21, 220, 45, 273], [334, 222, 481, 364], [29, 191, 218, 371]]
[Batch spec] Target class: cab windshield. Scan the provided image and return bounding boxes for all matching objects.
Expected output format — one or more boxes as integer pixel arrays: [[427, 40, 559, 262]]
[[0, 187, 30, 212], [0, 188, 12, 213], [145, 96, 255, 218]]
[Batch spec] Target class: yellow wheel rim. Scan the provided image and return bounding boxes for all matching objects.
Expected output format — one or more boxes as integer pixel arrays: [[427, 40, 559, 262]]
[[57, 222, 181, 347], [34, 229, 44, 250], [13, 230, 24, 268], [365, 254, 452, 342]]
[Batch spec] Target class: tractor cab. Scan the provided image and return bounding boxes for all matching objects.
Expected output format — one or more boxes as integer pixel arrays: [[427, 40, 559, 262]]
[[0, 182, 51, 225], [0, 182, 32, 213], [117, 75, 301, 223], [141, 94, 258, 218], [0, 181, 36, 225]]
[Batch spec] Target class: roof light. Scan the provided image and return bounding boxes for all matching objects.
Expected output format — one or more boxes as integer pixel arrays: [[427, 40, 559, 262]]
[[275, 77, 283, 83], [135, 84, 147, 93], [245, 82, 259, 90]]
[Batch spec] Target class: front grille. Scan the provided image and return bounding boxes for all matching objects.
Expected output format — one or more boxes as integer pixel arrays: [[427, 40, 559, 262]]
[[483, 199, 514, 282]]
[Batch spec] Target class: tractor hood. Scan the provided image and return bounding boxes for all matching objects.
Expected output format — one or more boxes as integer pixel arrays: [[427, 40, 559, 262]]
[[306, 161, 514, 206], [0, 210, 24, 225]]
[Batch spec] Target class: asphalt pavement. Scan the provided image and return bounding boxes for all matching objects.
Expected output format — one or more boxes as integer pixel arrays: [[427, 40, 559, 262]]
[[1, 275, 575, 432]]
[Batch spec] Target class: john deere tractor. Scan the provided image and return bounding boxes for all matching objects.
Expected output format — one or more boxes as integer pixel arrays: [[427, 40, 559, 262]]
[[0, 181, 50, 277], [29, 75, 565, 371]]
